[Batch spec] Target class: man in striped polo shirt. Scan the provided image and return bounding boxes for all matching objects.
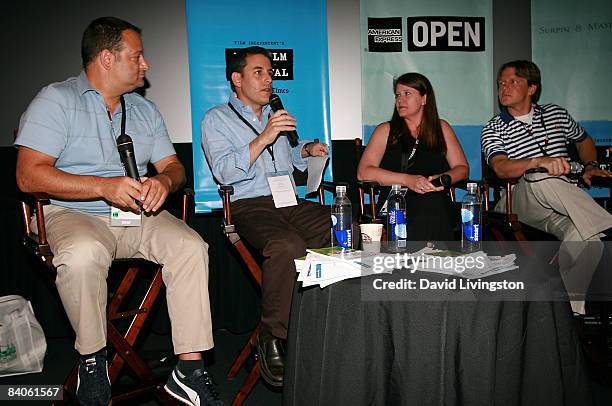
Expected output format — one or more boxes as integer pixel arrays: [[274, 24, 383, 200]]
[[481, 60, 612, 314]]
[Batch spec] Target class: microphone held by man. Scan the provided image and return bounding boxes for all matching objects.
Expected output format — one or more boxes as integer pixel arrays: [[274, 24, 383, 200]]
[[268, 93, 299, 147], [116, 133, 143, 209], [116, 133, 140, 181], [525, 159, 584, 180]]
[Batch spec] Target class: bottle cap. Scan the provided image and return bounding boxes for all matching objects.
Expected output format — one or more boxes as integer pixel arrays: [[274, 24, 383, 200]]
[[391, 184, 401, 191], [336, 185, 347, 194], [467, 182, 478, 193]]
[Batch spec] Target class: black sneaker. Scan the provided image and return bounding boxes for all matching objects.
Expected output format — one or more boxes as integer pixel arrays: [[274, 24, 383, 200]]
[[76, 351, 111, 406], [164, 367, 224, 406]]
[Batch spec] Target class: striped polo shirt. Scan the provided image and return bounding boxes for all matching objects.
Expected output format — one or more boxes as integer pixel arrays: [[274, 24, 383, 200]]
[[481, 104, 587, 164]]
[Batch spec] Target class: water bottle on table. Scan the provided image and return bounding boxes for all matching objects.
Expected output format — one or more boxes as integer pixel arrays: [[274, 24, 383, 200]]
[[386, 184, 407, 252], [461, 182, 482, 253], [331, 185, 352, 249]]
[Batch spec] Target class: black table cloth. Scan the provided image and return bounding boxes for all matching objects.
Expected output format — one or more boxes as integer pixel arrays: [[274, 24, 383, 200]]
[[284, 250, 592, 406]]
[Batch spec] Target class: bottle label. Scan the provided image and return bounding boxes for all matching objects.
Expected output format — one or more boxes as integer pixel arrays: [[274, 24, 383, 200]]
[[331, 214, 352, 249], [463, 224, 480, 242], [388, 209, 407, 240], [461, 208, 480, 242]]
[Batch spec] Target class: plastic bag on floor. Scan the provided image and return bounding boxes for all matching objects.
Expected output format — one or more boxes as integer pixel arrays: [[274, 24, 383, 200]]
[[0, 295, 46, 377]]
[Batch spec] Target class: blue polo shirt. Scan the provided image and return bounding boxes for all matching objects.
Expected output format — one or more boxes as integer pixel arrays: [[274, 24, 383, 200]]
[[15, 71, 176, 214]]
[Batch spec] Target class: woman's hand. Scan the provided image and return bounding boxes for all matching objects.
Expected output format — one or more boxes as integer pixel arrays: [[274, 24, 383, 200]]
[[406, 174, 438, 194]]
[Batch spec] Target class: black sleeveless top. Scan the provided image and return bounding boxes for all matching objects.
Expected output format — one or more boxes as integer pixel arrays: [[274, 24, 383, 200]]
[[378, 133, 459, 241]]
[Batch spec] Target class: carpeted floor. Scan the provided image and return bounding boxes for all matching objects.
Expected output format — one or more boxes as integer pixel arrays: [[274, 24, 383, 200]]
[[1, 326, 611, 405]]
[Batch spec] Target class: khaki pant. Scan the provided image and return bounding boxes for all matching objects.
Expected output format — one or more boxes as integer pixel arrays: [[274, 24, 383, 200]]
[[497, 173, 612, 313], [36, 205, 214, 355]]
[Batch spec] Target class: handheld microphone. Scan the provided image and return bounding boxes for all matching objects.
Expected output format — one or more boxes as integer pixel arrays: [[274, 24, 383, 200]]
[[116, 134, 140, 181], [268, 94, 299, 147], [431, 174, 452, 189], [525, 161, 584, 176], [525, 160, 584, 182]]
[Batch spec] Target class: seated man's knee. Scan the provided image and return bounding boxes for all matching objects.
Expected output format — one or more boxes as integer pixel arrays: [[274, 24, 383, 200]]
[[54, 237, 113, 278], [264, 235, 307, 260], [168, 225, 208, 256]]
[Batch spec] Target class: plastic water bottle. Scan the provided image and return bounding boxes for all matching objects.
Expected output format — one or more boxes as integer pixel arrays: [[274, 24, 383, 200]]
[[331, 185, 352, 249], [386, 184, 407, 252], [461, 182, 482, 253]]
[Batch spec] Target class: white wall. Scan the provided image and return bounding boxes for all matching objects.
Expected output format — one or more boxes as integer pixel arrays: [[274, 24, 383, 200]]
[[0, 0, 191, 145], [0, 0, 363, 146], [328, 0, 364, 140]]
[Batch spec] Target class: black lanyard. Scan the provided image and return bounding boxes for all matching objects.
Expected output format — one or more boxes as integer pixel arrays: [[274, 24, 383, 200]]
[[120, 95, 127, 135], [228, 102, 276, 169], [521, 105, 549, 157]]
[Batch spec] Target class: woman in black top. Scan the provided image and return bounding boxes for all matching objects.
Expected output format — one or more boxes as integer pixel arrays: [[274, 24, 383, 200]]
[[357, 72, 469, 241]]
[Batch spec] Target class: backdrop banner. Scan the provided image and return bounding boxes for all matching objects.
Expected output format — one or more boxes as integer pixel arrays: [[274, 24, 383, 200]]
[[532, 0, 612, 144], [532, 0, 612, 197], [186, 0, 331, 212], [360, 0, 493, 180]]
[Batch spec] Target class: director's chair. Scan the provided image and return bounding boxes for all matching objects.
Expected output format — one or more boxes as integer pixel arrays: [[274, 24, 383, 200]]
[[19, 190, 192, 405], [219, 177, 340, 406]]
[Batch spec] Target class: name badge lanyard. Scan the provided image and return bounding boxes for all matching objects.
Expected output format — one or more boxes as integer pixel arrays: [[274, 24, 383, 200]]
[[228, 103, 277, 172], [400, 135, 419, 173], [107, 95, 128, 149], [120, 95, 127, 137], [521, 105, 549, 157]]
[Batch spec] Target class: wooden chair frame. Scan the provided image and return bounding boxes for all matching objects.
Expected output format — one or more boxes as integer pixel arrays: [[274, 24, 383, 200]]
[[19, 191, 192, 405], [219, 180, 337, 406]]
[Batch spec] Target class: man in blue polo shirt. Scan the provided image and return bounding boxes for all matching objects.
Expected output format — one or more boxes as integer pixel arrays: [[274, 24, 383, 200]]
[[482, 60, 612, 315], [15, 17, 222, 406]]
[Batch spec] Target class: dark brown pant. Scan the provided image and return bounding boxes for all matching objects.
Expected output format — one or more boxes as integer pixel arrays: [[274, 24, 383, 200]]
[[232, 197, 331, 339]]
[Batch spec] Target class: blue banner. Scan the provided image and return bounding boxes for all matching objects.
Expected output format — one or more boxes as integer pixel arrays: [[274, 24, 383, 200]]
[[186, 0, 331, 213]]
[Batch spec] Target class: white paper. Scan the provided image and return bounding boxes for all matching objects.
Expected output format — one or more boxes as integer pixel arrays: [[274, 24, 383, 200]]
[[306, 155, 329, 194], [267, 174, 298, 208], [295, 247, 518, 288]]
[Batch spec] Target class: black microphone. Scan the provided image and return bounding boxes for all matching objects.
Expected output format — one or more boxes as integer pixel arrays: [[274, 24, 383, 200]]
[[268, 94, 299, 147], [431, 174, 452, 189], [525, 161, 584, 176], [116, 134, 140, 181]]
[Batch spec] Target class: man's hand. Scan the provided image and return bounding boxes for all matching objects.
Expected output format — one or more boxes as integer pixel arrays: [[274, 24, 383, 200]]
[[582, 165, 612, 186], [139, 175, 172, 212], [99, 176, 143, 212], [532, 156, 570, 176], [302, 142, 329, 158], [258, 109, 297, 147]]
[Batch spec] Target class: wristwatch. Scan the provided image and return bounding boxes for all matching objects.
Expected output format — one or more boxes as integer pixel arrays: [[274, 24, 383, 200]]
[[304, 142, 314, 156]]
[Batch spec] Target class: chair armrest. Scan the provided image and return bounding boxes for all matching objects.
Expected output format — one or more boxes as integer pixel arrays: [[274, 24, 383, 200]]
[[18, 191, 52, 252], [180, 188, 194, 222], [19, 191, 51, 206], [320, 180, 348, 192], [219, 185, 234, 194], [218, 185, 234, 224], [356, 180, 380, 190]]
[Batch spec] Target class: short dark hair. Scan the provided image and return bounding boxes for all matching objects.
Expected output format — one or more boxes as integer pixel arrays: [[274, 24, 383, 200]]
[[81, 17, 141, 68], [227, 46, 272, 91], [498, 60, 542, 103]]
